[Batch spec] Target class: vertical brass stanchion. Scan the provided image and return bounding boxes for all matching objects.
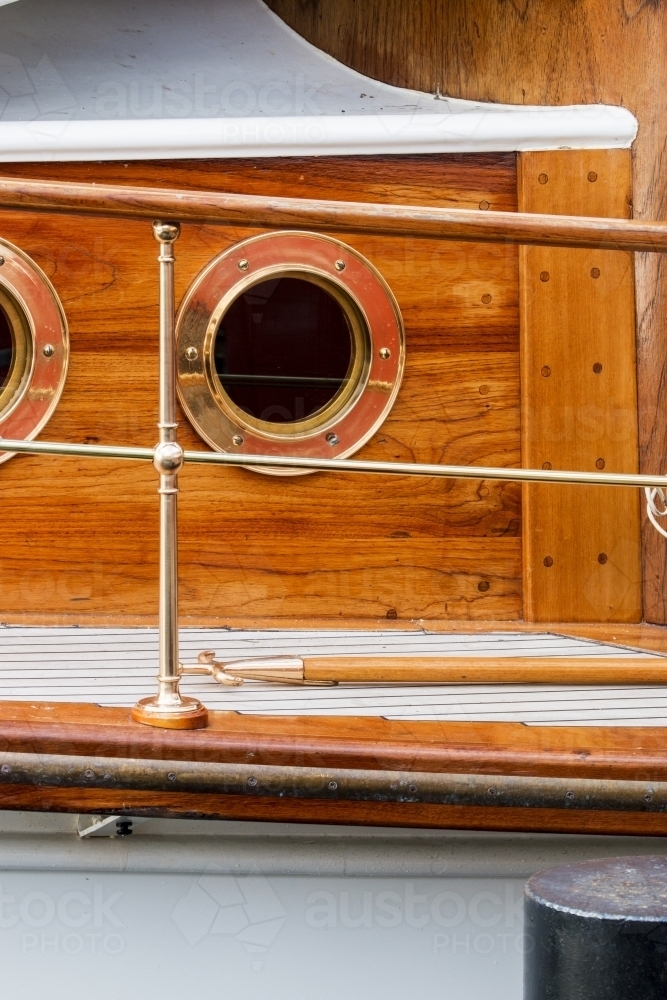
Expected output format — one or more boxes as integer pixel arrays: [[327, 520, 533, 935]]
[[132, 222, 208, 729]]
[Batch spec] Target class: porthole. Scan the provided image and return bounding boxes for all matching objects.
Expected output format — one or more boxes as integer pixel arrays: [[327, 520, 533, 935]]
[[0, 239, 68, 464], [177, 232, 404, 474]]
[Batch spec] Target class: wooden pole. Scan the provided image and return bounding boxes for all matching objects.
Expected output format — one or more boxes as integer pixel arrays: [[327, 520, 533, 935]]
[[1, 176, 667, 252], [222, 655, 667, 685]]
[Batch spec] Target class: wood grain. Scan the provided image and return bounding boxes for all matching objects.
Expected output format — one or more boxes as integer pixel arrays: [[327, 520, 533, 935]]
[[519, 149, 641, 622], [265, 0, 667, 620], [0, 155, 521, 622], [303, 656, 667, 684], [1, 173, 666, 251], [0, 701, 665, 781], [6, 784, 667, 837], [0, 702, 666, 832]]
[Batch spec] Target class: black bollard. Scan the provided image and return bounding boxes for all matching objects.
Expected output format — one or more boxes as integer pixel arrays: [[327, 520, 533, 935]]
[[524, 856, 667, 1000]]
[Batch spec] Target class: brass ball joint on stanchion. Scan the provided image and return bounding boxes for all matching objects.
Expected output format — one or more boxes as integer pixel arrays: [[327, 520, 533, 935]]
[[524, 856, 667, 1000], [132, 222, 209, 730]]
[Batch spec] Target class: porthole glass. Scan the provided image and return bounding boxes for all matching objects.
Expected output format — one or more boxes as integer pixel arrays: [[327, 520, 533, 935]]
[[214, 276, 353, 426], [0, 285, 31, 417], [177, 231, 404, 474], [0, 303, 11, 389]]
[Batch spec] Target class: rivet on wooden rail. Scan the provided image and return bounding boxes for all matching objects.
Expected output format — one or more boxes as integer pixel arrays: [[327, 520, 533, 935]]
[[542, 462, 552, 470], [479, 384, 489, 395], [543, 556, 554, 568], [540, 271, 550, 282], [588, 171, 598, 182], [591, 267, 601, 279], [478, 581, 490, 592], [596, 458, 606, 470], [598, 553, 608, 565], [541, 366, 551, 377], [593, 362, 603, 373], [538, 174, 548, 185], [479, 200, 490, 210], [481, 293, 492, 304]]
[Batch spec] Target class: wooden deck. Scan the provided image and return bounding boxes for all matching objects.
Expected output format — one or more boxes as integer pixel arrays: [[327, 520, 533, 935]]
[[0, 624, 666, 835]]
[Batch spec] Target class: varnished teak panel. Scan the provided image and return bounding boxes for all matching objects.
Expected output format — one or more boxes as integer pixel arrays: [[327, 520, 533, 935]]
[[519, 149, 641, 622], [0, 155, 521, 622]]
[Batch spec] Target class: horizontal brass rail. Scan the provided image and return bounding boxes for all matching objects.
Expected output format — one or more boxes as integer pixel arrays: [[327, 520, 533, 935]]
[[0, 176, 666, 252], [0, 750, 665, 812], [2, 437, 666, 489]]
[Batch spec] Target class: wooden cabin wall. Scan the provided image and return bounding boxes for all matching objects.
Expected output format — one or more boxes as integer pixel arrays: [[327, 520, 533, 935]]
[[0, 154, 523, 625], [265, 0, 667, 623]]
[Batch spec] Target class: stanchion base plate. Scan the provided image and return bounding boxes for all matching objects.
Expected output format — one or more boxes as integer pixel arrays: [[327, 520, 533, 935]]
[[131, 696, 209, 730]]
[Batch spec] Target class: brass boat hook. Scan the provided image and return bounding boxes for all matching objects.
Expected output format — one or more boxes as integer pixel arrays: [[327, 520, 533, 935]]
[[178, 652, 667, 688], [178, 652, 320, 687]]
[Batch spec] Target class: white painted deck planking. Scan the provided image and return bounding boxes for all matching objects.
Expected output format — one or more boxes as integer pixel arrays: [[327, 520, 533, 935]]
[[0, 626, 665, 726]]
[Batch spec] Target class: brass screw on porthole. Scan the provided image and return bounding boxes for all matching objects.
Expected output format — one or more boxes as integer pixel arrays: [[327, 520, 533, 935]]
[[326, 433, 340, 446], [0, 256, 4, 266], [185, 346, 198, 362], [238, 259, 249, 271], [379, 347, 391, 360], [42, 344, 55, 358], [334, 260, 346, 272], [232, 434, 244, 447]]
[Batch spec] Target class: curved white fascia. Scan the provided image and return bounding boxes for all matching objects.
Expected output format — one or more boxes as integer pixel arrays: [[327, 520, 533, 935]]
[[0, 105, 637, 162]]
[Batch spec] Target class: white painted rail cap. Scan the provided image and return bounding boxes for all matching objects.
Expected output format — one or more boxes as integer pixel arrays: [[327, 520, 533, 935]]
[[0, 0, 638, 160]]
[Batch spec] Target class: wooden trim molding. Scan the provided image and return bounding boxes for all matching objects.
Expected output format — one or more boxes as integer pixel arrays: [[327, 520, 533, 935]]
[[0, 701, 666, 834]]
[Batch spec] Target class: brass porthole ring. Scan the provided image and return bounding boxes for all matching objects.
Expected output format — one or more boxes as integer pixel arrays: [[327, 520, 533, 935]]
[[0, 238, 69, 464], [176, 231, 405, 476]]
